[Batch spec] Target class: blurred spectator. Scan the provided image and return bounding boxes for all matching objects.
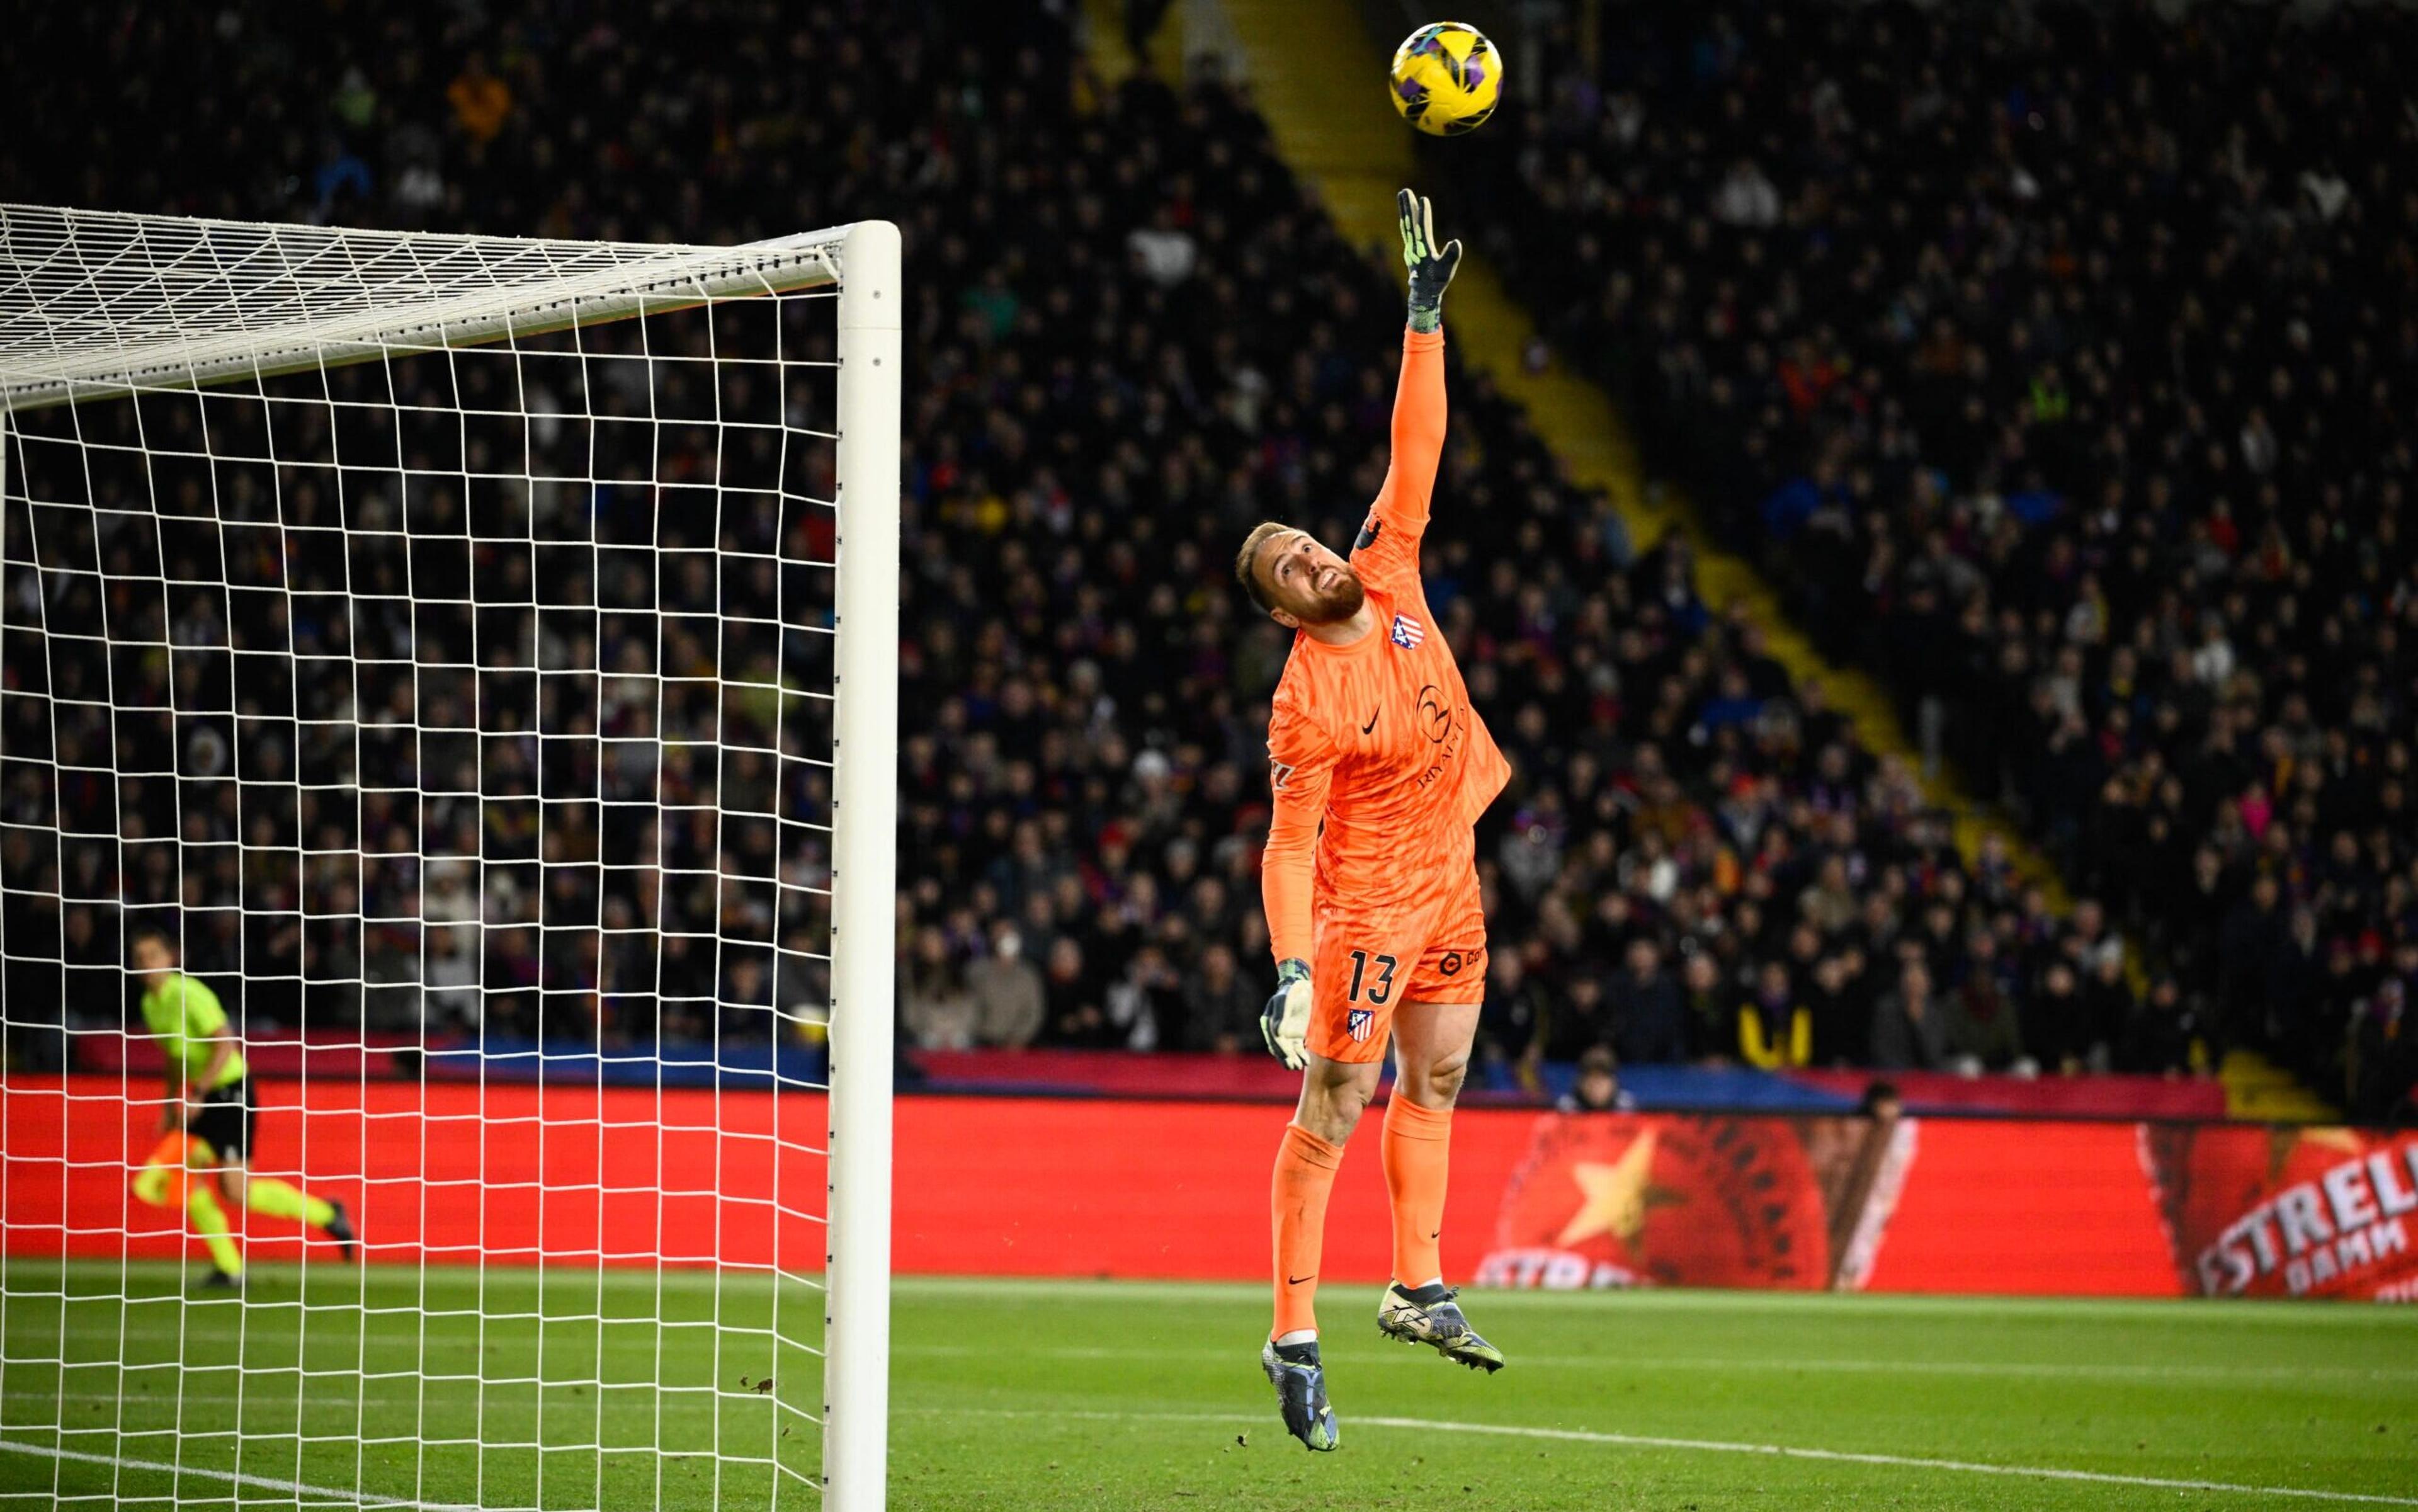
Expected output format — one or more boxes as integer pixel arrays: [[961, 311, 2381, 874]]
[[966, 923, 1046, 1049], [1557, 1045, 1636, 1113], [1678, 952, 1729, 1061], [903, 926, 977, 1052], [1609, 939, 1686, 1066], [1857, 1079, 1904, 1121], [2120, 975, 2199, 1079], [1803, 950, 1868, 1066], [1183, 942, 1263, 1054], [1105, 943, 1183, 1051], [1869, 960, 1947, 1071], [1735, 959, 1810, 1069], [1943, 930, 2026, 1072], [1478, 947, 1552, 1074], [2028, 962, 2101, 1076], [1043, 936, 1108, 1048]]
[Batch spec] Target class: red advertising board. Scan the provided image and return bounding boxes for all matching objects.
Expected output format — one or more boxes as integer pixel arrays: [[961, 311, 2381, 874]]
[[4, 1077, 2414, 1300], [2142, 1123, 2418, 1300]]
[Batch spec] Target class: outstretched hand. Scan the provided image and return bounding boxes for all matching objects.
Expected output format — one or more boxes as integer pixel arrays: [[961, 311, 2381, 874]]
[[1398, 188, 1463, 333]]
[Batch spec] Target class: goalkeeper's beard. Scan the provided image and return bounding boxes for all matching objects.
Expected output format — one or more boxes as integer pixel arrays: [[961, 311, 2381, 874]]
[[1294, 563, 1367, 626]]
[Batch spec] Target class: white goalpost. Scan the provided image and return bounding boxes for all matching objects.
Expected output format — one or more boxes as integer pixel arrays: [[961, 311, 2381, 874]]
[[0, 206, 899, 1509]]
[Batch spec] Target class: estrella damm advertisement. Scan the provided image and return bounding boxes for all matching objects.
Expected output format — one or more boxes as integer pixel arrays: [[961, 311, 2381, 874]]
[[2142, 1125, 2418, 1300]]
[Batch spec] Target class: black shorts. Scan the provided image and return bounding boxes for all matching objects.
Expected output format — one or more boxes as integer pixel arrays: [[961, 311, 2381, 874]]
[[188, 1080, 255, 1163]]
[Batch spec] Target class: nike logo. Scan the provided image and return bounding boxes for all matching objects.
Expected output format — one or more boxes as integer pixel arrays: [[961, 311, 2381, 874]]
[[1287, 1273, 1315, 1286], [1360, 710, 1379, 734], [1429, 1230, 1441, 1241]]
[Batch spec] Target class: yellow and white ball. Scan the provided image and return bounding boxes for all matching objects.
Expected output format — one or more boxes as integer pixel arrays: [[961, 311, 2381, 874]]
[[1388, 22, 1502, 137]]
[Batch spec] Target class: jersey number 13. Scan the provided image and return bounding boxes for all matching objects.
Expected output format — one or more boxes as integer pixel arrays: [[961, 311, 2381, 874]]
[[1346, 949, 1399, 1005]]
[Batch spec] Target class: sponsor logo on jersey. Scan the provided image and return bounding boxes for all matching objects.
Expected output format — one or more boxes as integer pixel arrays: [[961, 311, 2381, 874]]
[[1417, 683, 1452, 742], [1390, 613, 1424, 650], [1347, 1008, 1375, 1043]]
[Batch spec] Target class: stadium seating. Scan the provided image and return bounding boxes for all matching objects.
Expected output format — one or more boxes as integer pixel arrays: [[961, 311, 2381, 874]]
[[1433, 0, 2417, 1118], [0, 1, 2255, 1107]]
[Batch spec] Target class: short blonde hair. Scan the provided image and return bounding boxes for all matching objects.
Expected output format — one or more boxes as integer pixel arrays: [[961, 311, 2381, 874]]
[[1234, 520, 1292, 613]]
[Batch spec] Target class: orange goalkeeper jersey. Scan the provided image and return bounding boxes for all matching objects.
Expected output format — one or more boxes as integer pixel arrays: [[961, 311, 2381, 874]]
[[1261, 328, 1511, 963]]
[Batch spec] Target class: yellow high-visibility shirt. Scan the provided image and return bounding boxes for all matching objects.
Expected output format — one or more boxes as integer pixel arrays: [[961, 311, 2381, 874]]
[[140, 973, 246, 1090]]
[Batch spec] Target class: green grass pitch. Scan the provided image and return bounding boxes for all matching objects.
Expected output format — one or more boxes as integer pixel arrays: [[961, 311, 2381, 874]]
[[3, 1261, 2416, 1509]]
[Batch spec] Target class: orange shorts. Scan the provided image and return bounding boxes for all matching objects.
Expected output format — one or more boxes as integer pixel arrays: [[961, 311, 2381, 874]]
[[1306, 841, 1487, 1064]]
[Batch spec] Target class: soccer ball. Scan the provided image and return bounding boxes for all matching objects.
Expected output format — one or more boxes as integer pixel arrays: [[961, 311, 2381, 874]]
[[1388, 22, 1502, 137]]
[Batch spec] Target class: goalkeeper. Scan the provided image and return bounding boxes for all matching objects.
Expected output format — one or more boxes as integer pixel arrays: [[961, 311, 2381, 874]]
[[127, 929, 355, 1288], [1232, 190, 1509, 1453]]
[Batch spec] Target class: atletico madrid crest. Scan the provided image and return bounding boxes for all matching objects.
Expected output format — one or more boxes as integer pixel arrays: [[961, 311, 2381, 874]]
[[1390, 613, 1424, 649], [1348, 1008, 1375, 1042]]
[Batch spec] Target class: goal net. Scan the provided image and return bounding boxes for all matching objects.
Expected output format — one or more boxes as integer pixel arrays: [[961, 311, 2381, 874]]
[[0, 206, 900, 1509]]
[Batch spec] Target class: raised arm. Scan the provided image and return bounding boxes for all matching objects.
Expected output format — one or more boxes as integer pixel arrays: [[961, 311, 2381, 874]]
[[1368, 329, 1448, 537], [1354, 192, 1460, 586]]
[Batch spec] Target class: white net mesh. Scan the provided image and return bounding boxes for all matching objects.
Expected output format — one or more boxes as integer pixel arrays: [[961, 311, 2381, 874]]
[[0, 206, 890, 1509]]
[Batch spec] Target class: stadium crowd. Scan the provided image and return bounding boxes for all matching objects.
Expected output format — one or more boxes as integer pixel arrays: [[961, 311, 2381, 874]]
[[0, 0, 2269, 1104], [1446, 0, 2417, 1118]]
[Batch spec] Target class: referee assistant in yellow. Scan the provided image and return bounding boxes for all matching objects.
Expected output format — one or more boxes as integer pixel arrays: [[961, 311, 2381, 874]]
[[127, 928, 355, 1287]]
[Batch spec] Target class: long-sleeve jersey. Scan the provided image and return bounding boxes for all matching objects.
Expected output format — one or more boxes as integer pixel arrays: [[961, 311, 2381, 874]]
[[1259, 328, 1511, 963]]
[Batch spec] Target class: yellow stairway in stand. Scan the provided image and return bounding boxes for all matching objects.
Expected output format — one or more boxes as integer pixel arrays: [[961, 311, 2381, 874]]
[[2221, 1050, 2335, 1123], [1078, 0, 1188, 84]]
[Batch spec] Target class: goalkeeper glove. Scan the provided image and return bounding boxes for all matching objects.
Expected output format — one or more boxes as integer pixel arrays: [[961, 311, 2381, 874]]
[[1398, 188, 1463, 333], [1261, 957, 1314, 1072]]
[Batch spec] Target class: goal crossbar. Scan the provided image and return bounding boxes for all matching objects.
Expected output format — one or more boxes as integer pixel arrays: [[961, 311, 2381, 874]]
[[0, 204, 851, 412]]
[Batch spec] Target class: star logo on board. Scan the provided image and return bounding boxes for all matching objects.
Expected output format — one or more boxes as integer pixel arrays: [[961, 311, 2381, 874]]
[[1554, 1127, 1684, 1248]]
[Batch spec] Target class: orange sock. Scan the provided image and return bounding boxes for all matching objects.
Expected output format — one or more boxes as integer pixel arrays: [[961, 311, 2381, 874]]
[[1270, 1122, 1345, 1341], [1382, 1094, 1453, 1287]]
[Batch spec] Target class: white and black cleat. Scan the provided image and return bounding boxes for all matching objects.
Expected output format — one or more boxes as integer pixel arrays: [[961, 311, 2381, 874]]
[[1377, 1281, 1505, 1372]]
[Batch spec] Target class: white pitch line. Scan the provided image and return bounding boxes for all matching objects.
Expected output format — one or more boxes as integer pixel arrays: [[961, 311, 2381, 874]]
[[0, 1438, 479, 1509], [1353, 1414, 2418, 1508], [890, 1343, 2418, 1384], [943, 1407, 2418, 1508]]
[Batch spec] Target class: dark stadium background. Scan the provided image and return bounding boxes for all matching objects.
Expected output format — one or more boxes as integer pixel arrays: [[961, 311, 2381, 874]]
[[1, 0, 2414, 1291]]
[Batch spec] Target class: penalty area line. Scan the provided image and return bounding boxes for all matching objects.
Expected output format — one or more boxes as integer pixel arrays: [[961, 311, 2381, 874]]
[[935, 1407, 2418, 1507], [0, 1438, 477, 1510]]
